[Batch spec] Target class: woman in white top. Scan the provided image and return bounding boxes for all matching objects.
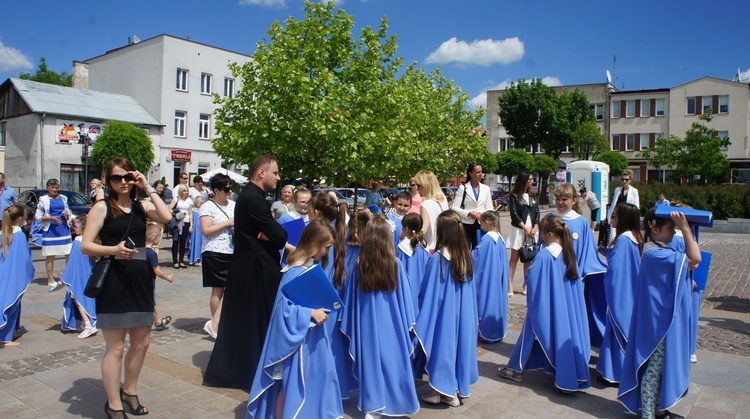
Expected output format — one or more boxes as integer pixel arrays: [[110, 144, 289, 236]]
[[199, 173, 235, 339], [189, 175, 210, 202], [413, 170, 448, 252], [606, 169, 640, 238], [451, 163, 494, 249], [168, 185, 193, 268], [506, 171, 540, 296]]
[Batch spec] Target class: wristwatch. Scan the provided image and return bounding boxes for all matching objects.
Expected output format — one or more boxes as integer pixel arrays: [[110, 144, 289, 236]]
[[147, 188, 158, 195]]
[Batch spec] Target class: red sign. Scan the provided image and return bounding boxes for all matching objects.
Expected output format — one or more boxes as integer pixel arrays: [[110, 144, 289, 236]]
[[171, 149, 192, 163]]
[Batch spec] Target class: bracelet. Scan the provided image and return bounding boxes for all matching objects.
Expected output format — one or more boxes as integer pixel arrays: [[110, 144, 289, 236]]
[[147, 188, 158, 195]]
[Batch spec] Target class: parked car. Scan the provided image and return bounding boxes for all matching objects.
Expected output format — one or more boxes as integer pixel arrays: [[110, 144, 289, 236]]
[[334, 188, 369, 206], [441, 186, 459, 200], [312, 188, 354, 210], [17, 189, 92, 237]]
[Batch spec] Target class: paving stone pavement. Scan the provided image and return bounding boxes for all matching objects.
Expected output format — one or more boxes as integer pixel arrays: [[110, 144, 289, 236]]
[[1, 227, 748, 418]]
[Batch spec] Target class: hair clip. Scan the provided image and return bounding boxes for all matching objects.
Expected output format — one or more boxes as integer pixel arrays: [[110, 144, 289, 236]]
[[647, 220, 656, 228]]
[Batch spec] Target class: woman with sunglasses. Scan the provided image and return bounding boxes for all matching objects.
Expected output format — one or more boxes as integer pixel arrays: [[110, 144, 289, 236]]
[[81, 158, 171, 418], [199, 173, 235, 339], [35, 178, 73, 292], [169, 185, 193, 269], [408, 178, 423, 214], [451, 163, 494, 249], [606, 169, 640, 238]]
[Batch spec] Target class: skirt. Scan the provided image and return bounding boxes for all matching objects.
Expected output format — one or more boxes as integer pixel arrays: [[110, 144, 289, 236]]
[[202, 251, 232, 287], [506, 215, 534, 251]]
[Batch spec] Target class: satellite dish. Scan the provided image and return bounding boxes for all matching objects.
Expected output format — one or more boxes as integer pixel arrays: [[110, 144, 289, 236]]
[[606, 70, 612, 84]]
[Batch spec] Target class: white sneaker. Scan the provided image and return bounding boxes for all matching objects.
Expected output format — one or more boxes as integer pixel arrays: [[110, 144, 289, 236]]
[[78, 327, 98, 339], [690, 354, 698, 363], [48, 282, 62, 292]]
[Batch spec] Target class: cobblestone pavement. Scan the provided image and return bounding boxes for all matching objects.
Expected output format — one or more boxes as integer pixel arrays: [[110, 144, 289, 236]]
[[697, 233, 750, 313]]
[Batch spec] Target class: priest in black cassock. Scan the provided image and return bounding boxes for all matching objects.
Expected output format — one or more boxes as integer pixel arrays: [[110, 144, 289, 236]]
[[203, 155, 287, 390]]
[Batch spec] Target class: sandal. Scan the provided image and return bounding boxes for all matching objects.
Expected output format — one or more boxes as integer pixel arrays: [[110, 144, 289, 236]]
[[120, 388, 148, 415], [173, 263, 180, 269], [105, 402, 129, 419], [154, 316, 172, 331], [596, 375, 617, 387], [656, 410, 685, 419], [498, 366, 523, 382]]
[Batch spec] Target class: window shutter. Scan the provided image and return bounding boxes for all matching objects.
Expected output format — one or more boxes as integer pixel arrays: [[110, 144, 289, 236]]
[[635, 133, 640, 151], [650, 99, 656, 117], [635, 100, 640, 117], [649, 133, 655, 148], [712, 95, 719, 113]]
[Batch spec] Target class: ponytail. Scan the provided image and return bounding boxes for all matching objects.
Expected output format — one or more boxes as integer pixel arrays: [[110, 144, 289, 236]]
[[401, 213, 427, 251], [1, 205, 24, 257], [539, 215, 579, 280]]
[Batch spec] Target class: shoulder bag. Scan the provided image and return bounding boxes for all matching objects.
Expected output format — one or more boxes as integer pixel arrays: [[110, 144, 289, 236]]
[[518, 236, 537, 263], [84, 204, 135, 298]]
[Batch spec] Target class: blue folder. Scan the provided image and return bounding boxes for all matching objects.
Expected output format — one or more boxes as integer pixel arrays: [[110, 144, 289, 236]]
[[281, 264, 344, 312], [281, 218, 305, 247], [655, 205, 713, 227], [693, 251, 712, 291]]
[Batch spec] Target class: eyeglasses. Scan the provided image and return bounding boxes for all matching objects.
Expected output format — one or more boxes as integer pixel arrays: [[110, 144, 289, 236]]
[[621, 178, 631, 182], [195, 180, 203, 183], [181, 177, 188, 180], [410, 183, 419, 187], [110, 174, 135, 183], [222, 186, 232, 193]]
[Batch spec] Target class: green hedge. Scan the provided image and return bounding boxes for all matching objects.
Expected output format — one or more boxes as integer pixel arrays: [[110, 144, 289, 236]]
[[609, 182, 750, 220]]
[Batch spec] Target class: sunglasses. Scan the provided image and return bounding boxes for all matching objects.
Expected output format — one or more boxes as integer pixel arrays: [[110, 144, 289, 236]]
[[110, 174, 135, 183], [621, 178, 631, 182], [411, 183, 419, 187], [222, 186, 232, 193]]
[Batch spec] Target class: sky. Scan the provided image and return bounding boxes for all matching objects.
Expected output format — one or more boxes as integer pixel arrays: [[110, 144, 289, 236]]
[[2, 0, 749, 120]]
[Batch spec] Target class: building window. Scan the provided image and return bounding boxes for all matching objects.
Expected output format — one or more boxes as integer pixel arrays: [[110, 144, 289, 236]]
[[640, 100, 650, 117], [640, 134, 649, 150], [655, 99, 665, 116], [717, 130, 729, 150], [626, 100, 635, 118], [687, 97, 696, 115], [590, 103, 604, 120], [0, 122, 6, 147], [718, 95, 729, 114], [625, 134, 635, 151], [176, 68, 188, 91], [656, 132, 665, 141], [612, 101, 621, 118], [224, 77, 235, 98], [702, 97, 712, 114], [174, 111, 186, 137], [201, 73, 212, 94], [199, 114, 211, 140], [612, 134, 620, 151]]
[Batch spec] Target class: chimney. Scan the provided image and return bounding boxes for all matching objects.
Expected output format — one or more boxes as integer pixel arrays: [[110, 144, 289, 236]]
[[72, 61, 89, 89]]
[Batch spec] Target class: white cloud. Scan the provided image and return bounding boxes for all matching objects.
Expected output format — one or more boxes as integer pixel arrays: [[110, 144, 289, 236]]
[[426, 37, 524, 66], [468, 77, 562, 109], [540, 76, 562, 86], [0, 40, 33, 73]]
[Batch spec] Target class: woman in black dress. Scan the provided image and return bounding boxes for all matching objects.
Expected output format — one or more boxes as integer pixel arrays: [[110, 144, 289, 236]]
[[81, 158, 171, 418]]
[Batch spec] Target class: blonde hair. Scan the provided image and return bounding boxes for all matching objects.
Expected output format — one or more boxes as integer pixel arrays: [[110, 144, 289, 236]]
[[193, 196, 205, 206], [412, 170, 446, 201], [91, 178, 103, 188], [479, 210, 501, 234], [176, 184, 189, 198], [146, 223, 163, 242], [288, 219, 335, 267], [554, 183, 582, 213], [1, 205, 24, 257]]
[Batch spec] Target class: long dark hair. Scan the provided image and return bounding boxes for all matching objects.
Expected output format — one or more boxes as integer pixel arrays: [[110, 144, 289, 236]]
[[105, 158, 138, 218], [642, 207, 672, 245], [358, 215, 398, 292], [613, 203, 644, 253], [312, 192, 348, 288], [512, 171, 533, 198], [401, 213, 427, 251], [435, 210, 473, 282], [539, 215, 579, 280]]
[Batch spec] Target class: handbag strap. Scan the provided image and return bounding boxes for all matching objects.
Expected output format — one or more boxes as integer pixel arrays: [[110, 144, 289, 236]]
[[460, 186, 467, 209]]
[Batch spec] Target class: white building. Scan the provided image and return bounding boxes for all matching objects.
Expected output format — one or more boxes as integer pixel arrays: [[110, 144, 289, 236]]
[[76, 34, 251, 187]]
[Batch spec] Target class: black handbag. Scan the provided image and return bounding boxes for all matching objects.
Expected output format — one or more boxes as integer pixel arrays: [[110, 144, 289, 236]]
[[83, 206, 135, 298], [519, 236, 537, 263]]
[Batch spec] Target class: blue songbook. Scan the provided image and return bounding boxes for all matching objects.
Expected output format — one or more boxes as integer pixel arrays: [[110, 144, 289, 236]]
[[281, 264, 344, 312], [693, 251, 712, 291], [281, 217, 306, 247], [655, 205, 713, 227]]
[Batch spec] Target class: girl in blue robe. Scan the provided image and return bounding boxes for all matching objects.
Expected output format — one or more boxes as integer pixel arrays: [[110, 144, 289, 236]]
[[341, 215, 419, 418], [500, 215, 591, 392], [595, 203, 643, 384], [414, 210, 478, 408], [548, 183, 608, 348], [61, 215, 98, 338], [396, 213, 429, 315], [188, 196, 204, 265], [669, 230, 701, 364], [0, 205, 35, 348], [618, 208, 700, 419], [472, 210, 510, 343], [246, 219, 343, 419]]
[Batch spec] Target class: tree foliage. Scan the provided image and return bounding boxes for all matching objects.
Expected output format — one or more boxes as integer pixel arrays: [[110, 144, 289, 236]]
[[639, 112, 730, 184], [532, 155, 557, 205], [212, 2, 484, 186], [475, 148, 498, 178], [572, 120, 609, 160], [19, 57, 72, 86], [495, 148, 533, 190], [594, 151, 629, 178], [89, 121, 155, 173]]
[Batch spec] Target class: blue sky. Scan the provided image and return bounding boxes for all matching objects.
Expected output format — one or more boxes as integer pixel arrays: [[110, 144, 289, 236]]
[[2, 0, 749, 117]]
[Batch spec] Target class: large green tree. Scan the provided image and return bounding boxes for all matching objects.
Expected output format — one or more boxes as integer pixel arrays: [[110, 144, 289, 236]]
[[495, 148, 534, 191], [89, 121, 155, 173], [594, 151, 629, 178], [532, 155, 557, 204], [212, 2, 484, 186], [639, 112, 730, 184], [571, 120, 609, 160], [542, 88, 594, 159], [19, 57, 72, 86]]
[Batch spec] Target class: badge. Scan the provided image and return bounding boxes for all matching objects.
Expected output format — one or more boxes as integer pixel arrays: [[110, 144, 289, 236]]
[[572, 232, 580, 240]]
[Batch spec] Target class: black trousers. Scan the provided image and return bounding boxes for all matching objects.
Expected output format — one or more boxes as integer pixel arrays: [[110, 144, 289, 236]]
[[172, 223, 190, 264], [463, 220, 481, 249]]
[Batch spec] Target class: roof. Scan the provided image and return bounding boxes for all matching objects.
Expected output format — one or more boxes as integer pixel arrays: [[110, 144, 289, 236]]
[[7, 78, 162, 126], [83, 33, 252, 63]]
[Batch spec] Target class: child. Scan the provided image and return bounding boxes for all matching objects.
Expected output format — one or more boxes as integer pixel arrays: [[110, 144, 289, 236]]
[[499, 215, 591, 392], [345, 205, 372, 273], [388, 192, 412, 249], [618, 209, 699, 419], [341, 215, 419, 418], [396, 213, 429, 314], [472, 210, 510, 343], [414, 210, 478, 407], [596, 203, 643, 384], [188, 196, 204, 266], [550, 183, 608, 348], [0, 205, 35, 348], [246, 219, 342, 419], [145, 224, 174, 331], [61, 215, 98, 338]]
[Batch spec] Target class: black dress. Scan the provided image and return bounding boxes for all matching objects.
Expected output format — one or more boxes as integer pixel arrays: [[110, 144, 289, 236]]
[[203, 182, 287, 390], [96, 201, 154, 329]]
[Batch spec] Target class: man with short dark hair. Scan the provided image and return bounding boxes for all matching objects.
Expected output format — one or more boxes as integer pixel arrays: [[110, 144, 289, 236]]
[[171, 172, 189, 198], [0, 172, 17, 221], [203, 155, 287, 390]]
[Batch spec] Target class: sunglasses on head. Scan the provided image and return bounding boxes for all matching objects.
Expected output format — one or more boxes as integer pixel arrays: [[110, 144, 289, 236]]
[[110, 174, 135, 183]]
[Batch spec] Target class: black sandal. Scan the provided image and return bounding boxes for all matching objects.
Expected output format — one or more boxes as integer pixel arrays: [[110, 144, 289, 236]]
[[596, 375, 618, 387], [105, 402, 129, 419], [656, 410, 684, 419], [120, 388, 148, 415], [154, 315, 172, 331]]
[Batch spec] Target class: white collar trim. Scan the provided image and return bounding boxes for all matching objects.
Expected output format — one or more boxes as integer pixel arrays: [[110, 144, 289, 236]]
[[547, 242, 562, 258], [553, 209, 580, 220], [486, 231, 499, 243], [398, 238, 413, 257]]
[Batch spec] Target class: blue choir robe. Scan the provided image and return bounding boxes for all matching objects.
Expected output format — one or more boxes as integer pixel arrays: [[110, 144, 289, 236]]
[[548, 210, 608, 348], [413, 250, 479, 398], [507, 243, 591, 391], [246, 264, 343, 419], [188, 210, 204, 264], [340, 259, 419, 416], [471, 231, 510, 342], [395, 239, 429, 316], [387, 213, 404, 251], [0, 227, 35, 343], [618, 242, 692, 414], [669, 233, 701, 357], [61, 237, 97, 331], [596, 232, 640, 383]]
